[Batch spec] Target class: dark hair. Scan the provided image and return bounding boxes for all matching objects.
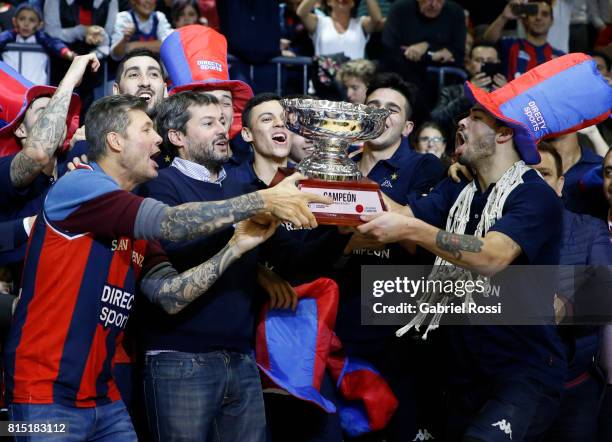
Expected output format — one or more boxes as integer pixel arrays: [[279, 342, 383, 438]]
[[414, 121, 447, 143], [85, 95, 148, 161], [241, 93, 282, 129], [469, 43, 498, 59], [171, 0, 201, 26], [365, 73, 416, 120], [537, 141, 563, 177], [155, 91, 220, 151], [115, 49, 165, 81], [589, 51, 611, 71], [14, 3, 42, 21]]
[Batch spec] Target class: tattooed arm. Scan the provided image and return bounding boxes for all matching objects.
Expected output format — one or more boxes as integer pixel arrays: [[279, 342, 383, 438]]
[[357, 212, 522, 275], [141, 217, 279, 314], [10, 54, 99, 188], [155, 173, 333, 242]]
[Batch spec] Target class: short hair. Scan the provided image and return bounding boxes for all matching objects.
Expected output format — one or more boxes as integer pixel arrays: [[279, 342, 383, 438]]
[[171, 0, 201, 25], [241, 93, 282, 129], [85, 95, 148, 161], [155, 91, 220, 150], [469, 43, 499, 59], [414, 121, 447, 142], [115, 49, 165, 81], [14, 3, 42, 21], [337, 59, 377, 85], [537, 141, 563, 177], [365, 72, 416, 120]]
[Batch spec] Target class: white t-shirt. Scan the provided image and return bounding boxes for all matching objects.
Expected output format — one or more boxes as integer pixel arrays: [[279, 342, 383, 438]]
[[313, 15, 369, 60]]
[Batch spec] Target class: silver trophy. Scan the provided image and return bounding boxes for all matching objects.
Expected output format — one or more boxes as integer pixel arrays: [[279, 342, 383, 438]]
[[281, 98, 390, 181]]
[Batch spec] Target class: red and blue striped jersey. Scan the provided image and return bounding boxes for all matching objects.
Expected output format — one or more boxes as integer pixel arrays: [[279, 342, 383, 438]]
[[4, 164, 167, 407], [500, 37, 565, 80]]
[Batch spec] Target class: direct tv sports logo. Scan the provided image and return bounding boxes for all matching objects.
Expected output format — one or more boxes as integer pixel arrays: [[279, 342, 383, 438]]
[[523, 100, 547, 133], [196, 60, 223, 72]]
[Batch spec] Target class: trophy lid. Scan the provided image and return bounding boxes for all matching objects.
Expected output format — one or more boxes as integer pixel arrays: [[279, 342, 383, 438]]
[[281, 98, 390, 143]]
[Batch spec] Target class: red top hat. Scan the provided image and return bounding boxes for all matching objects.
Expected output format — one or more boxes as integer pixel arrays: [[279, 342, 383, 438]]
[[0, 61, 81, 158], [160, 25, 254, 139]]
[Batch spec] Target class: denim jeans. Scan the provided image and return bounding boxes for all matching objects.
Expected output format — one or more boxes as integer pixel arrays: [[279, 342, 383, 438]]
[[144, 351, 266, 442], [8, 400, 137, 441]]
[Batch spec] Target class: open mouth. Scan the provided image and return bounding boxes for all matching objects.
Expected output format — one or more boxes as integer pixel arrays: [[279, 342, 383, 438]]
[[455, 131, 467, 155], [137, 90, 154, 102], [272, 133, 288, 144]]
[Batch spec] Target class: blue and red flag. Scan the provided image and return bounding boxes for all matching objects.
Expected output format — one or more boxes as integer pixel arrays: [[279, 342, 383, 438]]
[[256, 277, 398, 436]]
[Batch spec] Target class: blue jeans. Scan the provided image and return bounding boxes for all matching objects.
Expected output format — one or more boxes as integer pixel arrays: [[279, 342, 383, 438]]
[[8, 400, 137, 441], [144, 351, 266, 442]]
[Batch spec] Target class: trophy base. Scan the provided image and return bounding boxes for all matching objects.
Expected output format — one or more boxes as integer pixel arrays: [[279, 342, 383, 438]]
[[272, 168, 386, 226]]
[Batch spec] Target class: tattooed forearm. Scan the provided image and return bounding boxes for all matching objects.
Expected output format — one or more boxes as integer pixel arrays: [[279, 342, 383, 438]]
[[159, 192, 265, 242], [9, 153, 42, 188], [149, 243, 240, 314], [10, 89, 72, 187], [435, 231, 483, 259]]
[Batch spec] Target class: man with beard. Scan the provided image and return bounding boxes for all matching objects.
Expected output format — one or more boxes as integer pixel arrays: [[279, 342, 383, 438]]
[[357, 54, 612, 440], [485, 0, 564, 80], [137, 91, 317, 441]]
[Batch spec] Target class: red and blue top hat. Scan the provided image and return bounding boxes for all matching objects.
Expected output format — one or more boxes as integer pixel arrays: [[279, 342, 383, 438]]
[[160, 25, 254, 139], [465, 53, 612, 164], [0, 61, 81, 157]]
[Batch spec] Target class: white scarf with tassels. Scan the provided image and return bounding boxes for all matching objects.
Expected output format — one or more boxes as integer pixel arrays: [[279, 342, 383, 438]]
[[396, 160, 531, 339]]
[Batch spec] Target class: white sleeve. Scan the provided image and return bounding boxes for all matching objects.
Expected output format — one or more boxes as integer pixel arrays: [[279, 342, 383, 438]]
[[156, 11, 174, 42]]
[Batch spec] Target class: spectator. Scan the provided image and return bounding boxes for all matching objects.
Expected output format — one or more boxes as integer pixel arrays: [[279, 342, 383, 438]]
[[549, 132, 608, 220], [336, 58, 376, 104], [0, 4, 75, 85], [44, 0, 117, 61], [413, 121, 449, 162], [0, 1, 14, 31], [110, 0, 173, 61], [591, 50, 612, 84], [484, 0, 564, 80], [296, 0, 384, 60], [170, 0, 205, 28], [280, 0, 314, 58], [431, 43, 506, 134], [216, 0, 281, 94], [198, 0, 219, 30], [381, 0, 466, 100]]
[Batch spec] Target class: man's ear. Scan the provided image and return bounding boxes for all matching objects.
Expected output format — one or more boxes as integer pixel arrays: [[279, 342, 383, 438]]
[[555, 175, 565, 197], [496, 125, 514, 144], [167, 129, 185, 149], [14, 122, 27, 139], [402, 120, 415, 138], [106, 131, 123, 153], [112, 82, 120, 96], [241, 126, 253, 143], [36, 20, 44, 31]]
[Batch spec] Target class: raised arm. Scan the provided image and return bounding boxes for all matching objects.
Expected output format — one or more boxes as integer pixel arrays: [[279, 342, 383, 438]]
[[10, 54, 99, 188], [361, 0, 385, 34], [484, 1, 521, 43], [296, 0, 320, 34]]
